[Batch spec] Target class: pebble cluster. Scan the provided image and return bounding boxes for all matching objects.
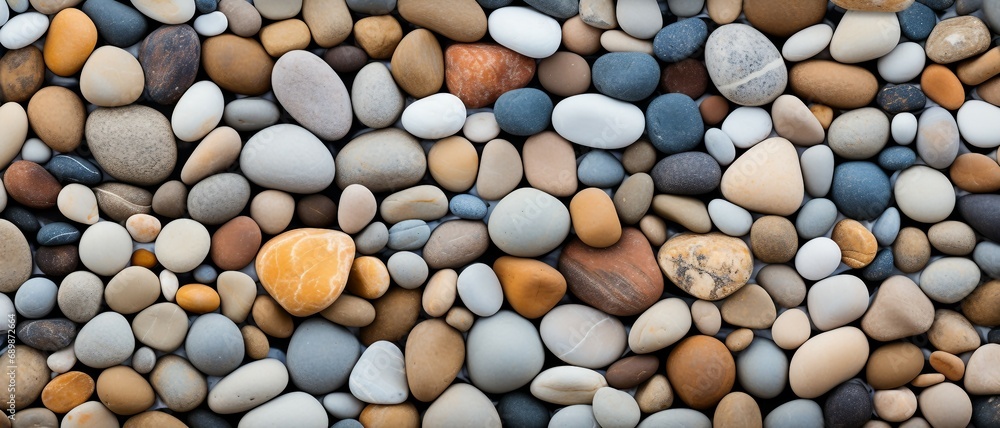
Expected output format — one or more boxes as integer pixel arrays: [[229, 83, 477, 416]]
[[0, 0, 999, 427]]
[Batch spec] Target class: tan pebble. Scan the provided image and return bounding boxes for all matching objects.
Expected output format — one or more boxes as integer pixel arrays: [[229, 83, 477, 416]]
[[771, 308, 811, 350], [929, 351, 965, 381], [790, 60, 878, 109], [123, 411, 187, 428], [319, 294, 376, 327], [240, 325, 270, 360], [873, 387, 918, 423], [105, 266, 161, 315], [956, 46, 1000, 85], [428, 136, 479, 193], [476, 139, 523, 201], [720, 284, 776, 329], [911, 373, 946, 388], [725, 328, 754, 352], [925, 15, 991, 64], [125, 214, 161, 243], [600, 30, 654, 54], [708, 0, 741, 24], [180, 126, 242, 186], [714, 391, 762, 428], [750, 216, 799, 263], [337, 184, 377, 235], [390, 29, 444, 98], [61, 402, 118, 428], [217, 270, 256, 323], [613, 173, 654, 226], [893, 227, 930, 273], [219, 0, 262, 37], [691, 300, 722, 336], [961, 279, 1000, 327], [537, 51, 592, 97], [721, 138, 805, 217], [831, 218, 877, 268], [252, 295, 294, 338], [651, 194, 712, 233], [927, 220, 978, 256], [622, 140, 657, 174], [809, 104, 834, 129], [927, 309, 981, 354], [867, 342, 924, 390], [250, 190, 295, 235], [151, 180, 188, 219], [96, 366, 155, 416], [918, 382, 973, 428], [494, 256, 566, 319], [360, 288, 421, 345], [562, 16, 603, 56], [404, 319, 465, 402], [346, 256, 390, 299], [201, 34, 275, 96], [445, 307, 475, 332], [638, 214, 668, 246], [41, 371, 94, 414], [579, 0, 616, 29], [422, 269, 458, 318], [635, 374, 674, 414], [26, 86, 85, 152], [921, 64, 965, 110], [259, 19, 311, 57], [522, 131, 578, 197], [79, 46, 144, 107], [11, 408, 56, 427], [359, 403, 420, 428], [301, 0, 353, 47], [978, 74, 1000, 106], [397, 0, 486, 43], [353, 15, 402, 59], [949, 152, 1000, 194], [379, 185, 448, 224], [570, 188, 622, 248]]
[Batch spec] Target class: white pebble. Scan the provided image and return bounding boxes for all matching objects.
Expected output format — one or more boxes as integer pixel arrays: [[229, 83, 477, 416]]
[[19, 138, 51, 163], [322, 392, 366, 420], [957, 100, 1000, 149], [708, 199, 753, 237], [401, 93, 467, 140], [159, 269, 179, 302], [877, 42, 926, 84], [47, 343, 77, 374], [891, 112, 918, 145], [193, 11, 228, 37], [795, 237, 842, 281], [488, 6, 562, 59], [463, 112, 500, 143], [457, 263, 503, 317], [721, 106, 772, 149], [0, 12, 47, 50], [800, 144, 835, 198], [782, 24, 833, 62], [57, 184, 99, 225]]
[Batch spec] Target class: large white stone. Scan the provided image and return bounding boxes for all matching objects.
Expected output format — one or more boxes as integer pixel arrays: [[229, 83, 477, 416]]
[[240, 124, 335, 194], [400, 93, 466, 140], [488, 6, 561, 58], [552, 93, 645, 149], [830, 11, 901, 63]]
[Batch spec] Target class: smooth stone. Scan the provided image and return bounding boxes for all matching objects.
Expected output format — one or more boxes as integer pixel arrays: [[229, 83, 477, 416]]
[[256, 228, 354, 316], [593, 387, 640, 428], [149, 355, 207, 412], [722, 107, 772, 149], [878, 42, 927, 84], [559, 227, 663, 314], [708, 199, 753, 237], [351, 62, 403, 129], [45, 155, 100, 187], [552, 93, 646, 150], [772, 308, 811, 350], [646, 93, 704, 154], [467, 311, 545, 393], [651, 152, 721, 195], [789, 60, 878, 109], [658, 233, 752, 300], [919, 383, 973, 428], [894, 165, 956, 223], [74, 312, 134, 369], [449, 194, 488, 220], [831, 161, 892, 221], [899, 1, 936, 40], [926, 15, 991, 64], [180, 127, 241, 185], [764, 399, 824, 428], [488, 6, 561, 58], [613, 173, 654, 225], [530, 366, 608, 405], [422, 220, 489, 270], [335, 128, 426, 193], [223, 98, 280, 132], [771, 94, 825, 145], [61, 402, 118, 428], [193, 11, 227, 36], [27, 87, 84, 153], [287, 318, 361, 395], [3, 160, 61, 210], [653, 18, 708, 62], [958, 100, 1000, 148], [386, 219, 430, 251], [488, 187, 570, 257], [871, 207, 901, 247], [132, 0, 195, 23], [497, 392, 549, 428], [85, 105, 176, 185], [743, 0, 826, 36], [80, 46, 144, 107], [878, 146, 917, 171], [651, 194, 712, 233], [830, 11, 900, 63], [794, 237, 842, 281], [927, 221, 976, 256], [155, 219, 211, 273], [239, 392, 328, 428], [17, 318, 74, 352], [891, 112, 918, 145], [171, 81, 223, 143], [186, 313, 244, 377], [965, 344, 1000, 394], [666, 336, 734, 409], [827, 107, 890, 159], [404, 319, 464, 402], [808, 275, 870, 330], [639, 409, 712, 428], [271, 50, 351, 141], [77, 221, 132, 276], [349, 341, 408, 404], [917, 106, 960, 168], [0, 102, 28, 168], [138, 24, 201, 105], [187, 173, 250, 225], [961, 194, 1000, 242], [104, 266, 160, 315], [476, 139, 523, 200], [877, 85, 926, 113], [705, 128, 736, 166], [782, 24, 833, 62], [337, 184, 377, 235], [705, 23, 787, 106], [629, 298, 692, 354], [541, 304, 627, 368], [423, 384, 501, 428], [920, 257, 980, 303], [720, 138, 804, 216], [824, 380, 874, 427], [862, 275, 935, 340], [36, 222, 80, 246], [795, 198, 838, 239], [0, 11, 46, 50], [94, 182, 153, 223], [201, 34, 274, 96], [82, 0, 147, 47], [494, 88, 553, 136], [130, 303, 187, 353], [831, 219, 878, 268], [456, 263, 504, 317], [0, 47, 44, 103], [789, 327, 870, 398], [240, 124, 334, 194], [592, 52, 659, 102]]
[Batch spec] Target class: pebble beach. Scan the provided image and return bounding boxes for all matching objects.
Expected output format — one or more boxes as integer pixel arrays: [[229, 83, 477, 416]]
[[0, 0, 999, 426]]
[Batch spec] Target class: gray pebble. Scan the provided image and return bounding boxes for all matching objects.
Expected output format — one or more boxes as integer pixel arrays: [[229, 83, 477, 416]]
[[185, 313, 244, 376], [387, 251, 429, 289], [132, 346, 157, 374], [764, 399, 824, 428], [193, 264, 219, 284], [872, 207, 901, 247], [387, 219, 431, 251], [578, 150, 625, 188], [449, 194, 488, 220], [705, 128, 736, 166], [57, 271, 104, 323], [75, 312, 135, 369], [346, 0, 396, 14], [736, 338, 788, 399], [187, 173, 251, 226], [795, 198, 838, 239], [287, 318, 361, 395], [355, 221, 389, 255], [331, 420, 365, 428], [974, 241, 1000, 279], [14, 278, 58, 319]]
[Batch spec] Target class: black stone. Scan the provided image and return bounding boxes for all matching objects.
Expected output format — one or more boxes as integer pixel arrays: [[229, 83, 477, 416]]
[[497, 391, 550, 428], [876, 85, 926, 114], [45, 155, 102, 185], [824, 379, 873, 428], [988, 328, 1000, 344], [36, 222, 80, 246], [187, 409, 232, 428], [323, 46, 369, 75], [139, 25, 201, 105], [862, 249, 895, 282], [35, 245, 79, 277], [959, 194, 1000, 243], [2, 205, 40, 234], [17, 319, 77, 351], [973, 396, 1000, 428], [82, 0, 149, 47], [650, 152, 722, 195]]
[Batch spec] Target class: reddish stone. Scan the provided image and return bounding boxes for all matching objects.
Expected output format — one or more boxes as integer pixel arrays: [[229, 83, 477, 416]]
[[445, 43, 536, 109], [606, 355, 660, 389], [666, 335, 736, 410], [660, 59, 708, 99], [3, 161, 61, 209], [557, 228, 664, 316], [211, 216, 262, 271]]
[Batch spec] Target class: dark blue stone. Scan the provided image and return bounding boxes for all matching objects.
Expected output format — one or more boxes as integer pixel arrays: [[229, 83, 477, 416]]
[[831, 161, 892, 221], [898, 2, 936, 40], [876, 85, 926, 113], [959, 194, 1000, 242], [2, 206, 40, 234], [195, 0, 218, 13], [973, 396, 1000, 428], [916, 0, 954, 10], [653, 18, 709, 62], [824, 379, 873, 428], [82, 0, 149, 47], [577, 150, 625, 188], [862, 249, 895, 281], [45, 155, 102, 185], [650, 152, 721, 195], [497, 391, 550, 428], [523, 0, 578, 18], [346, 0, 396, 15], [877, 146, 917, 171], [477, 0, 513, 8], [37, 222, 80, 246], [592, 52, 660, 102], [449, 194, 488, 220], [494, 88, 553, 136], [646, 93, 704, 154]]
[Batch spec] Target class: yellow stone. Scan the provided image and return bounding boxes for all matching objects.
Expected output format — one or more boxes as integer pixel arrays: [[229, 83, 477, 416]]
[[255, 228, 355, 317], [43, 8, 98, 77], [346, 256, 390, 299]]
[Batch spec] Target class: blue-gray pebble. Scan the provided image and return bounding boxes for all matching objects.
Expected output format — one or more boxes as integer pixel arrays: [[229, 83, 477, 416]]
[[2, 206, 40, 234], [497, 392, 550, 428], [916, 0, 954, 10], [591, 52, 660, 102], [650, 152, 721, 195], [898, 2, 937, 40], [872, 207, 901, 247], [14, 278, 58, 319], [185, 313, 245, 377], [477, 0, 514, 8], [387, 219, 431, 251], [450, 194, 488, 220], [287, 318, 361, 394], [45, 155, 103, 185], [37, 222, 80, 246], [736, 339, 788, 399], [195, 0, 218, 13], [577, 150, 625, 188], [646, 93, 704, 154], [186, 409, 231, 428], [974, 241, 1000, 279], [831, 161, 891, 221], [876, 85, 926, 113], [494, 88, 552, 136], [82, 0, 149, 47], [331, 420, 364, 428], [877, 146, 917, 171], [824, 380, 873, 428], [959, 194, 1000, 243], [523, 0, 578, 18], [346, 0, 396, 14], [990, 329, 1000, 345], [764, 399, 824, 428], [862, 249, 895, 282], [795, 198, 838, 239], [193, 264, 219, 284], [653, 18, 709, 62]]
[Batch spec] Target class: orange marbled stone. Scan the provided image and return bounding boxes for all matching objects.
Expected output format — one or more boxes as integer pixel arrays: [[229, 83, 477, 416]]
[[444, 43, 536, 109], [41, 371, 95, 414], [255, 228, 356, 317], [175, 284, 221, 314]]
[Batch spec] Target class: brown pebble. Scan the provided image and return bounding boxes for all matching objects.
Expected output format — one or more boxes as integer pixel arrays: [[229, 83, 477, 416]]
[[259, 19, 311, 58], [562, 15, 603, 56], [790, 60, 878, 109], [27, 86, 85, 153], [41, 371, 94, 414], [831, 219, 878, 268], [210, 216, 262, 271], [360, 403, 420, 428], [950, 152, 1000, 193], [94, 183, 153, 222], [130, 249, 157, 269], [911, 373, 946, 388], [323, 45, 369, 74], [606, 355, 660, 389], [0, 46, 45, 103], [3, 160, 61, 209], [810, 104, 834, 129], [893, 227, 931, 273], [699, 95, 729, 125], [660, 59, 708, 99], [445, 306, 474, 332], [251, 295, 294, 339], [35, 245, 79, 277], [390, 29, 444, 98], [320, 294, 376, 327], [961, 280, 1000, 327], [296, 194, 337, 228], [921, 64, 966, 110], [538, 51, 591, 97], [494, 256, 566, 319], [667, 335, 736, 409], [241, 325, 270, 360], [445, 43, 535, 109], [201, 34, 275, 96], [151, 180, 188, 219], [639, 214, 668, 246], [956, 46, 1000, 85], [749, 216, 798, 263], [724, 328, 754, 352], [622, 140, 657, 174], [353, 15, 403, 60], [929, 351, 966, 381], [360, 287, 421, 345], [867, 342, 924, 389], [635, 374, 674, 414], [744, 0, 827, 36], [979, 74, 1000, 106], [123, 411, 188, 428], [96, 366, 156, 416]]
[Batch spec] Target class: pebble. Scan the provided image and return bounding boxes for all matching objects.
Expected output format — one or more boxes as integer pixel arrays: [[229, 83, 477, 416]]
[[926, 16, 991, 64], [721, 106, 772, 149], [794, 237, 842, 281], [17, 318, 74, 351], [654, 18, 708, 62], [899, 1, 936, 40], [830, 11, 900, 63], [74, 311, 134, 369], [592, 52, 659, 102], [895, 165, 956, 223], [764, 399, 824, 428], [782, 24, 833, 62], [552, 93, 646, 150], [705, 24, 787, 106], [795, 198, 838, 239], [467, 310, 545, 393], [239, 392, 328, 428], [771, 94, 825, 146], [878, 42, 927, 84], [789, 327, 870, 398], [790, 60, 878, 108], [423, 383, 501, 427], [497, 392, 549, 428], [831, 161, 892, 220], [919, 382, 973, 428], [646, 93, 704, 154], [720, 138, 804, 216], [240, 124, 335, 194], [186, 313, 244, 376]]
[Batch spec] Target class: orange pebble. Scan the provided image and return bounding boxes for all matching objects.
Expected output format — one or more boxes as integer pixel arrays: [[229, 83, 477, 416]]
[[41, 371, 94, 414], [175, 283, 221, 314], [921, 64, 966, 110], [130, 248, 157, 268]]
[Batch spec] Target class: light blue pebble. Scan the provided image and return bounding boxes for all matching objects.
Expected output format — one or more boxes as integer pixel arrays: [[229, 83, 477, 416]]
[[449, 194, 488, 220], [387, 220, 431, 251], [764, 399, 824, 428], [704, 128, 736, 166], [795, 198, 838, 239], [193, 264, 219, 284], [736, 338, 788, 399], [872, 207, 900, 247], [974, 241, 1000, 279], [577, 150, 625, 188], [14, 278, 58, 319]]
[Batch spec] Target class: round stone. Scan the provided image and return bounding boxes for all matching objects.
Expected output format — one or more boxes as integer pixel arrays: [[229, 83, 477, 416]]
[[705, 23, 787, 106], [186, 313, 244, 376]]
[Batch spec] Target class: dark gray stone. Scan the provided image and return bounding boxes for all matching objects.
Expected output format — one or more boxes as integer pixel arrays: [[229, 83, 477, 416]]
[[17, 319, 76, 351], [650, 152, 721, 195]]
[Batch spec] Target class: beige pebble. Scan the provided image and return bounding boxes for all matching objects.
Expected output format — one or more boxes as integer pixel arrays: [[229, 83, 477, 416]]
[[422, 269, 458, 318], [927, 221, 977, 256], [180, 126, 241, 185], [691, 300, 722, 336], [771, 308, 811, 350], [428, 136, 479, 193], [873, 387, 918, 423], [600, 30, 654, 54], [562, 16, 603, 56], [320, 294, 376, 327], [522, 131, 578, 198], [462, 112, 500, 143], [125, 214, 161, 243], [725, 328, 754, 352], [635, 374, 673, 414], [476, 139, 523, 201], [445, 307, 474, 332], [217, 270, 257, 324], [638, 214, 668, 246], [57, 183, 98, 225], [927, 309, 981, 355], [911, 373, 946, 388], [250, 190, 295, 235], [651, 194, 712, 233]]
